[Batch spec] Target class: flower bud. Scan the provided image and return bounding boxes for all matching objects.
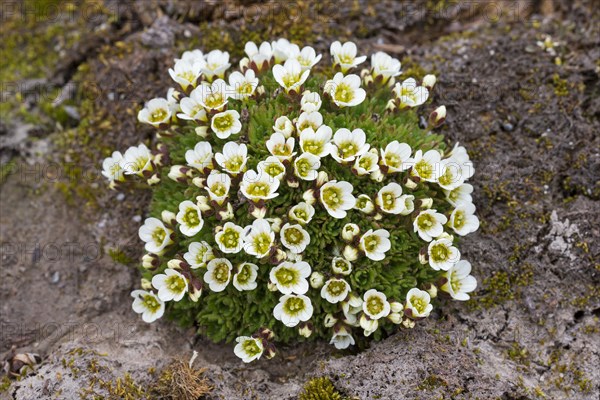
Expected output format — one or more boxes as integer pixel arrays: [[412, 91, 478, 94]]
[[196, 196, 212, 212], [363, 73, 375, 87], [370, 168, 384, 182], [419, 249, 428, 265], [256, 85, 266, 96], [142, 253, 159, 269], [437, 232, 454, 241], [268, 282, 278, 292], [419, 198, 434, 209], [404, 177, 418, 190], [426, 284, 438, 299], [324, 313, 338, 328], [388, 312, 402, 324], [342, 223, 360, 242], [220, 203, 235, 220], [250, 205, 267, 219], [343, 245, 358, 261], [161, 210, 177, 225], [141, 278, 152, 290], [274, 249, 287, 263], [273, 116, 294, 138], [390, 301, 403, 313], [258, 327, 275, 341], [269, 217, 283, 233], [428, 105, 446, 128], [192, 177, 205, 188], [195, 126, 209, 137], [422, 74, 437, 91], [298, 322, 313, 338], [386, 98, 397, 112], [264, 343, 277, 359], [147, 173, 161, 186], [167, 258, 184, 270], [402, 318, 416, 329], [360, 314, 378, 334], [189, 284, 202, 302], [302, 189, 316, 205], [310, 271, 324, 289], [239, 57, 250, 71], [168, 165, 190, 183], [316, 171, 329, 187], [355, 194, 375, 214], [332, 257, 352, 275]]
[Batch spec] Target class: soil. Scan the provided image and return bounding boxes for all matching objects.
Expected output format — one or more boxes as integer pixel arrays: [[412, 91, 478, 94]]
[[1, 0, 599, 399]]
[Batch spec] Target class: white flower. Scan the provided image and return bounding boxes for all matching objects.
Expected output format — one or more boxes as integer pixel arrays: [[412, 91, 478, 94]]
[[294, 46, 322, 70], [234, 336, 264, 363], [244, 40, 273, 69], [152, 268, 188, 302], [324, 73, 366, 107], [342, 223, 360, 242], [445, 183, 474, 207], [239, 169, 280, 202], [215, 142, 248, 175], [273, 294, 313, 327], [354, 149, 379, 175], [288, 202, 315, 225], [359, 229, 391, 261], [138, 217, 173, 255], [215, 222, 244, 253], [177, 89, 208, 121], [380, 141, 412, 173], [405, 288, 433, 318], [422, 74, 437, 90], [330, 325, 355, 349], [449, 202, 480, 236], [228, 69, 259, 100], [201, 50, 231, 81], [272, 59, 310, 93], [363, 289, 391, 319], [376, 182, 405, 214], [414, 209, 448, 241], [257, 156, 286, 181], [273, 116, 294, 138], [183, 241, 214, 269], [168, 59, 201, 92], [330, 128, 370, 163], [211, 110, 242, 139], [411, 149, 441, 182], [176, 200, 204, 237], [296, 111, 323, 131], [428, 238, 460, 271], [130, 290, 165, 326], [177, 49, 205, 66], [195, 79, 230, 111], [393, 78, 429, 108], [204, 170, 231, 205], [310, 271, 325, 289], [270, 261, 311, 295], [398, 194, 415, 216], [437, 157, 467, 190], [271, 38, 300, 63], [354, 194, 375, 214], [299, 125, 332, 158], [233, 262, 259, 291], [266, 132, 295, 161], [330, 41, 367, 73], [321, 278, 350, 304], [185, 142, 213, 171], [243, 219, 275, 258], [102, 151, 125, 184], [320, 180, 356, 219], [138, 98, 173, 127], [203, 258, 233, 292], [332, 257, 352, 275], [280, 223, 310, 254], [121, 144, 153, 176], [441, 260, 477, 301], [371, 52, 401, 83], [294, 152, 321, 181], [300, 91, 322, 113], [536, 35, 560, 56]]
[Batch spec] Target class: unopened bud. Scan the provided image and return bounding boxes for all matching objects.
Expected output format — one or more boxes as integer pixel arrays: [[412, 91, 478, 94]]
[[324, 313, 338, 328], [147, 173, 161, 186], [298, 322, 313, 338], [343, 245, 358, 261], [316, 171, 329, 187], [386, 98, 397, 112], [342, 223, 360, 242], [195, 195, 212, 212], [302, 189, 316, 205], [422, 74, 437, 91], [141, 278, 152, 290], [404, 177, 418, 190], [428, 105, 446, 128], [195, 126, 209, 137], [161, 210, 176, 225], [419, 198, 434, 209], [310, 271, 324, 289], [426, 284, 438, 299]]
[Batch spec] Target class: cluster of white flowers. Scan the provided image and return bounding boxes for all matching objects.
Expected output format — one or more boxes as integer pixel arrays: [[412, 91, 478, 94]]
[[106, 39, 480, 363]]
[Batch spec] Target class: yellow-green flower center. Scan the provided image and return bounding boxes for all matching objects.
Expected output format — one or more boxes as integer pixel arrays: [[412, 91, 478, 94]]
[[385, 153, 401, 168], [430, 243, 450, 262], [334, 83, 354, 103], [237, 82, 254, 95], [180, 71, 196, 84], [205, 93, 225, 109], [282, 73, 301, 89], [293, 209, 308, 222], [224, 155, 244, 172], [415, 159, 433, 179], [366, 296, 384, 315], [284, 227, 304, 245], [302, 140, 324, 156], [165, 275, 186, 293], [438, 167, 454, 186], [322, 186, 342, 209], [295, 157, 314, 177], [220, 228, 240, 248], [382, 192, 396, 209], [411, 296, 427, 314], [453, 210, 466, 229], [252, 233, 272, 255], [211, 182, 227, 197], [283, 296, 306, 315], [246, 182, 271, 197], [236, 264, 253, 284], [183, 208, 200, 227], [363, 235, 380, 252], [152, 228, 166, 244], [334, 259, 350, 273], [150, 108, 168, 123], [264, 163, 284, 178], [213, 263, 230, 283], [358, 156, 372, 170], [275, 267, 298, 286], [272, 144, 290, 157], [142, 294, 161, 312], [326, 280, 347, 297], [213, 113, 234, 132], [242, 338, 261, 356], [417, 213, 435, 230], [340, 142, 357, 158]]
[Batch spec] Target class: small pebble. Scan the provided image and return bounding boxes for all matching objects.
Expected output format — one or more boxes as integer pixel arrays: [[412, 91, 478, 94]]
[[50, 271, 60, 284], [501, 122, 514, 132], [133, 215, 142, 223], [116, 193, 125, 201]]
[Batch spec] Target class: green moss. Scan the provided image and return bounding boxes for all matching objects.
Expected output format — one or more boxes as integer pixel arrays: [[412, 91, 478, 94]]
[[417, 374, 448, 391], [108, 248, 135, 265], [506, 341, 530, 366], [473, 263, 533, 309], [299, 377, 347, 400], [551, 74, 569, 97], [0, 376, 12, 393]]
